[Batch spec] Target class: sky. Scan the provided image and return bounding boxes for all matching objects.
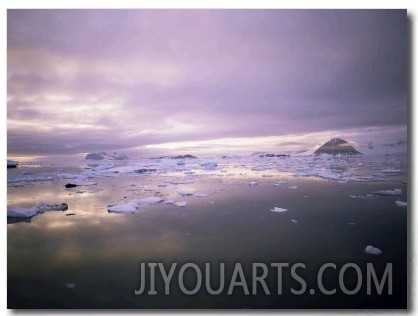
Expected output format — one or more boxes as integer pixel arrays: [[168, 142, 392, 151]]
[[7, 9, 407, 156]]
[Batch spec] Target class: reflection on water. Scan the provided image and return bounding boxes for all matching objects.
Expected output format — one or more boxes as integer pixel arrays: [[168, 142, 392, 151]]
[[8, 154, 408, 308]]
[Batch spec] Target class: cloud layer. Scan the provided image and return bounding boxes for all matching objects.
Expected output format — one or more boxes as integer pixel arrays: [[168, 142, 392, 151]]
[[7, 9, 407, 155]]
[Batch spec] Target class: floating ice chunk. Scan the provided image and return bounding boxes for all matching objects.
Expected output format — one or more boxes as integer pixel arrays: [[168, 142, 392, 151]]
[[8, 203, 68, 218], [168, 179, 194, 185], [290, 219, 298, 224], [108, 197, 163, 213], [395, 200, 407, 208], [174, 201, 188, 207], [8, 174, 54, 185], [288, 186, 298, 189], [137, 197, 164, 205], [201, 162, 218, 169], [69, 179, 97, 186], [108, 201, 139, 213], [249, 181, 258, 186], [270, 207, 288, 213], [381, 169, 402, 174], [64, 283, 76, 289], [349, 194, 378, 200], [164, 200, 175, 204], [364, 245, 382, 255], [178, 191, 193, 196], [373, 189, 402, 196], [193, 193, 208, 197], [274, 180, 287, 186]]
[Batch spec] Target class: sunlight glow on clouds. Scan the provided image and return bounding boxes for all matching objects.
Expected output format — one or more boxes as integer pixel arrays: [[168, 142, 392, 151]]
[[7, 9, 407, 155]]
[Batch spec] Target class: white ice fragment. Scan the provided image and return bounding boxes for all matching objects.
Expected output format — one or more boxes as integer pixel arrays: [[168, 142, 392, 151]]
[[164, 200, 175, 204], [108, 197, 163, 213], [178, 191, 193, 196], [108, 201, 139, 213], [290, 219, 298, 224], [174, 201, 188, 207], [373, 189, 402, 196], [7, 205, 40, 218], [64, 283, 76, 289], [288, 186, 298, 189], [274, 180, 287, 185], [364, 245, 382, 255], [349, 194, 378, 200], [249, 181, 258, 186], [270, 207, 288, 213], [136, 197, 163, 205], [8, 203, 68, 218], [201, 162, 218, 169], [381, 169, 402, 174], [193, 193, 208, 197], [395, 200, 407, 208], [168, 179, 194, 185]]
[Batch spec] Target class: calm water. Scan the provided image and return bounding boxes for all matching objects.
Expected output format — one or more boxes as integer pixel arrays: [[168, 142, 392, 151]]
[[7, 155, 408, 308]]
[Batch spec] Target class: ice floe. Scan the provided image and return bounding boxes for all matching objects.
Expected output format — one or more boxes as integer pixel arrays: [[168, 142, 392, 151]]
[[381, 168, 402, 174], [373, 189, 402, 196], [249, 181, 258, 186], [174, 202, 188, 207], [201, 162, 218, 169], [108, 197, 163, 213], [274, 180, 287, 186], [193, 193, 208, 197], [8, 203, 68, 218], [288, 186, 298, 189], [290, 219, 298, 224], [349, 194, 378, 200], [364, 245, 382, 255], [395, 200, 407, 208], [178, 191, 194, 196], [64, 283, 76, 289], [270, 207, 288, 213]]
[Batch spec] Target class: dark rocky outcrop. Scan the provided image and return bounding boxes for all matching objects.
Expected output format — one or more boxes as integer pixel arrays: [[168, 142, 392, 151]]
[[314, 138, 362, 156], [7, 160, 18, 168], [64, 183, 78, 188]]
